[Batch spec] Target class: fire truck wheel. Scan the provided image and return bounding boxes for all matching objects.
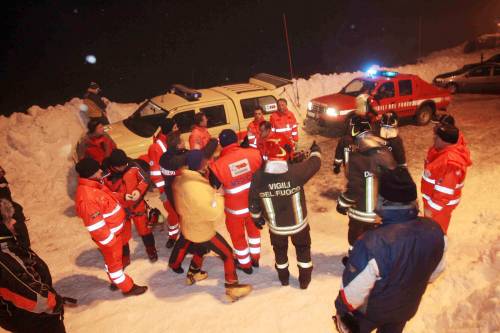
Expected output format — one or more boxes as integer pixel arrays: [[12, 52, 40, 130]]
[[415, 105, 433, 126]]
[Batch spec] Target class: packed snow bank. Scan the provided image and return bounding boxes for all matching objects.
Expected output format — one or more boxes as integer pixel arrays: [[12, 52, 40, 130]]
[[1, 43, 499, 332]]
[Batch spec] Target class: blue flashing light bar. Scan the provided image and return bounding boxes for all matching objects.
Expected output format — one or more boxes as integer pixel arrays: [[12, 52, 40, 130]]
[[171, 84, 202, 101], [366, 69, 399, 78]]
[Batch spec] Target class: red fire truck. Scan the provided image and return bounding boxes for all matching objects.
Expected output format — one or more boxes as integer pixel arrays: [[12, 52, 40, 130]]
[[305, 70, 451, 132]]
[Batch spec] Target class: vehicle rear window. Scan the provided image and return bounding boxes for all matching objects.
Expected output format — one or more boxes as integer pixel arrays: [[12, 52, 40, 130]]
[[240, 96, 278, 119], [469, 66, 491, 77], [398, 80, 412, 96], [201, 105, 228, 128], [172, 110, 195, 134]]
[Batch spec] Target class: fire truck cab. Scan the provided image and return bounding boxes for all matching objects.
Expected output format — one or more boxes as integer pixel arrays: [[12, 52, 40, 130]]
[[305, 70, 451, 132]]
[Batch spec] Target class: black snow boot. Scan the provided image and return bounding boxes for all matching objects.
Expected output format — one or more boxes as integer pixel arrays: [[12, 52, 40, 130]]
[[123, 284, 148, 297], [298, 265, 313, 290], [275, 264, 290, 286]]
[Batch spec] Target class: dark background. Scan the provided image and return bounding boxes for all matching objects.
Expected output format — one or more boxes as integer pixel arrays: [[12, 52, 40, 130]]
[[1, 0, 499, 116]]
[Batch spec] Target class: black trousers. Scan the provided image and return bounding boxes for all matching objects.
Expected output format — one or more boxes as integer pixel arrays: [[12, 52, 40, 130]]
[[0, 311, 66, 333], [356, 315, 407, 333], [348, 217, 378, 246], [269, 225, 311, 267]]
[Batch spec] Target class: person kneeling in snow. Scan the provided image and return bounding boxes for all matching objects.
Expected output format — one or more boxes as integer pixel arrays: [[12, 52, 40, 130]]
[[170, 150, 252, 301], [333, 168, 445, 333], [0, 199, 66, 333], [74, 158, 147, 296]]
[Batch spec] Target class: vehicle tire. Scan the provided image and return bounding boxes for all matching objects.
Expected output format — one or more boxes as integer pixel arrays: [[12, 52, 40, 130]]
[[415, 104, 433, 126], [447, 83, 459, 94]]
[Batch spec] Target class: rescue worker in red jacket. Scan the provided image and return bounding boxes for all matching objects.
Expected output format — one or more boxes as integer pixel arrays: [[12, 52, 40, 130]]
[[147, 119, 180, 248], [270, 98, 298, 147], [257, 121, 294, 162], [209, 129, 263, 273], [76, 118, 117, 165], [189, 112, 211, 149], [74, 158, 147, 296], [104, 149, 158, 262], [247, 107, 265, 148], [421, 124, 472, 233]]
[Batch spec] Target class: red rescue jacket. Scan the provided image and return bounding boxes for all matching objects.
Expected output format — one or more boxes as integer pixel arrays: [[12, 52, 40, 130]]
[[247, 119, 262, 148], [148, 133, 168, 191], [103, 165, 149, 212], [82, 134, 117, 165], [421, 135, 472, 232], [75, 178, 127, 247], [270, 109, 298, 143], [209, 143, 262, 217], [189, 126, 211, 149]]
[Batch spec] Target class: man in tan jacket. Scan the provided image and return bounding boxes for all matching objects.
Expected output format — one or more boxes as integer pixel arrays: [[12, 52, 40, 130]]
[[169, 149, 252, 301]]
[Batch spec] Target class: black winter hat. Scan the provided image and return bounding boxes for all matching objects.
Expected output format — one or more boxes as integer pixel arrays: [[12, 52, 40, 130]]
[[219, 129, 238, 147], [87, 118, 106, 133], [186, 149, 205, 171], [435, 124, 459, 144], [160, 118, 176, 135], [379, 167, 417, 203], [75, 158, 100, 178], [89, 82, 100, 90], [108, 149, 129, 167]]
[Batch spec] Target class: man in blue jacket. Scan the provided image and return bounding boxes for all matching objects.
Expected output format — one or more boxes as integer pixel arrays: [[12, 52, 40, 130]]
[[333, 167, 445, 333]]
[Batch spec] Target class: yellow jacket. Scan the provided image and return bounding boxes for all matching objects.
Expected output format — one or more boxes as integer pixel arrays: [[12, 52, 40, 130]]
[[173, 169, 225, 242]]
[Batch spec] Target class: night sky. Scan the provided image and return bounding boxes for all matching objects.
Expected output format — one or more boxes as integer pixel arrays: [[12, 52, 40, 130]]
[[1, 0, 499, 115]]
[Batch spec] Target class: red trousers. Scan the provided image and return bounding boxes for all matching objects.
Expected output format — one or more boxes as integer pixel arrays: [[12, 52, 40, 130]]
[[162, 199, 180, 240], [169, 233, 238, 284], [96, 233, 134, 292], [424, 202, 453, 234], [226, 214, 261, 268]]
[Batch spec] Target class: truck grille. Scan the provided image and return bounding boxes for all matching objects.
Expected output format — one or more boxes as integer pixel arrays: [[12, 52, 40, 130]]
[[312, 103, 326, 114]]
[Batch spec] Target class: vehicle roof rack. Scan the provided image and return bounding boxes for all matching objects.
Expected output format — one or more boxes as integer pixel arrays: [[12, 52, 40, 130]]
[[170, 84, 202, 101], [250, 73, 291, 89]]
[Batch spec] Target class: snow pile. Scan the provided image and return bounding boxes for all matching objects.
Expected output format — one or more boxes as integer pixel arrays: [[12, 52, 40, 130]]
[[1, 42, 499, 332]]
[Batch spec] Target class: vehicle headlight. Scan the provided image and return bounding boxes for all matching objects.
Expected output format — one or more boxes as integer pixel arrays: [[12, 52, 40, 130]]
[[307, 101, 313, 110], [326, 107, 339, 117]]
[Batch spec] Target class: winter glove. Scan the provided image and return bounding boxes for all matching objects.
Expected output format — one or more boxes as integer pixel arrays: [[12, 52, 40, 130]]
[[252, 216, 265, 230], [332, 312, 359, 333], [336, 202, 348, 215], [284, 143, 293, 153], [333, 163, 341, 174], [126, 190, 141, 201], [310, 141, 321, 154], [159, 191, 167, 202], [53, 293, 65, 314], [240, 135, 250, 148]]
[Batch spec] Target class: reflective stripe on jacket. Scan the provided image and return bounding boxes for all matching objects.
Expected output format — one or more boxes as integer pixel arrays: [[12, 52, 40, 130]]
[[270, 110, 298, 142], [75, 178, 127, 246], [148, 133, 168, 190], [209, 143, 262, 216]]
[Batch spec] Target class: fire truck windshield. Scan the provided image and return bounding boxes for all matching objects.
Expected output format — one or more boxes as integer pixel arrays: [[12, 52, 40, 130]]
[[341, 79, 376, 97]]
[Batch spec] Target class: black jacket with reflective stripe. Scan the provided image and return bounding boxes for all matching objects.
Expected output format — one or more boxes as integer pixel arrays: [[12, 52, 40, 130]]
[[249, 154, 321, 235]]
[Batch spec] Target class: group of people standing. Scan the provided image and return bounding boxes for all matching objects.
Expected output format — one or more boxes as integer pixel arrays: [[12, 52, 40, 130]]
[[0, 84, 472, 332], [331, 96, 472, 332]]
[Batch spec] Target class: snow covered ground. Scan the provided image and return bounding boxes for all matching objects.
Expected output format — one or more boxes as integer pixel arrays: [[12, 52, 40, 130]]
[[1, 43, 499, 333]]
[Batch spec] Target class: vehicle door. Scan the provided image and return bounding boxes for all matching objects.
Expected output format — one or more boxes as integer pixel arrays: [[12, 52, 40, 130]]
[[239, 95, 278, 139], [462, 65, 493, 92], [493, 65, 500, 93], [393, 79, 415, 117], [371, 81, 398, 116]]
